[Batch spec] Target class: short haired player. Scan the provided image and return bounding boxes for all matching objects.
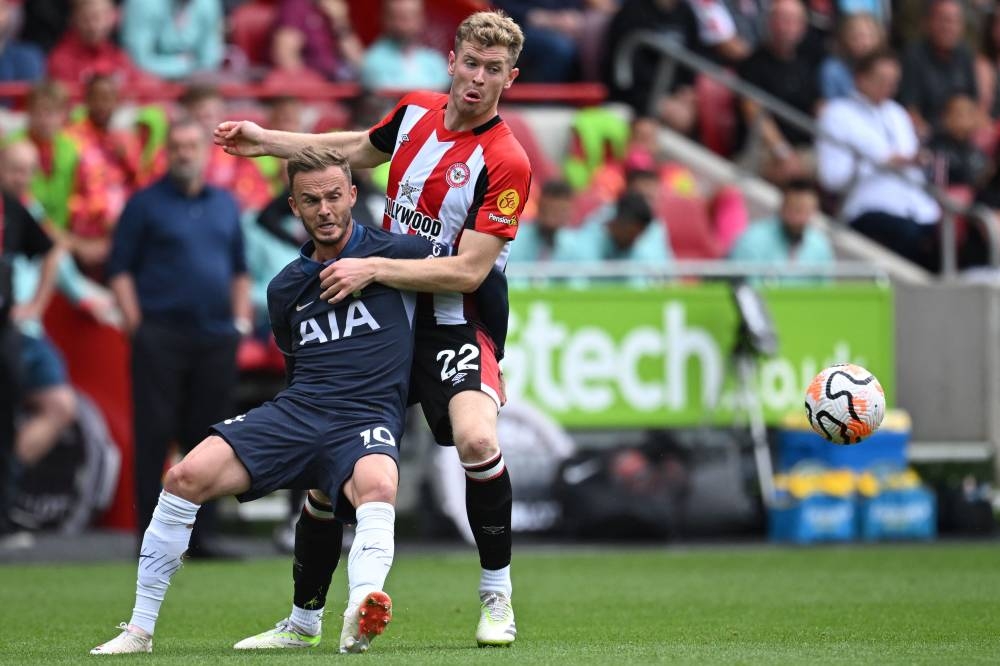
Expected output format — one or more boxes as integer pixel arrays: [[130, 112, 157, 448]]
[[215, 10, 529, 647], [91, 148, 457, 655]]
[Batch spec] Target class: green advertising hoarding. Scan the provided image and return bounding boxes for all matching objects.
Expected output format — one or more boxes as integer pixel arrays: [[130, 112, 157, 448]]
[[503, 283, 894, 428]]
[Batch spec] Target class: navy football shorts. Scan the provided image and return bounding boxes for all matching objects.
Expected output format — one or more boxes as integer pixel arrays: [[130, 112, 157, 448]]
[[409, 322, 504, 445], [211, 394, 402, 523]]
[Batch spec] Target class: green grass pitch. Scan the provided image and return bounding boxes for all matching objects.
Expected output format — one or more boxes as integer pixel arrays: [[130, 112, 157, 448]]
[[2, 543, 999, 664]]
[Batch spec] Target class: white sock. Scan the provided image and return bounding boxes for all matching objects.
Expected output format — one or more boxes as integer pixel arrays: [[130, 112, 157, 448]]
[[346, 502, 395, 608], [130, 491, 200, 635], [480, 565, 512, 598], [290, 605, 323, 635]]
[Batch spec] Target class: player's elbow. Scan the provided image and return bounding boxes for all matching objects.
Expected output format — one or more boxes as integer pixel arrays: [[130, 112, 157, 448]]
[[457, 264, 492, 293]]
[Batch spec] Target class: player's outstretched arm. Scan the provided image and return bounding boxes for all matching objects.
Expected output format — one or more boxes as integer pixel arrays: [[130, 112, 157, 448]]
[[319, 230, 506, 303], [214, 121, 389, 167]]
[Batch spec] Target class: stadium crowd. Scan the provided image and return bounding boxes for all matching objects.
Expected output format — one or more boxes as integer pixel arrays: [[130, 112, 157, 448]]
[[3, 0, 1000, 546]]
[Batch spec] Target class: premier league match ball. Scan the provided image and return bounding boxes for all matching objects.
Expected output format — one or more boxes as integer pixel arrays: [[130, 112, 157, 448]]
[[804, 363, 885, 445]]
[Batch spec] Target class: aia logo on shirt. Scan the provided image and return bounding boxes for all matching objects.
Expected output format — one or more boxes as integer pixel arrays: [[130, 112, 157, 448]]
[[445, 162, 471, 188]]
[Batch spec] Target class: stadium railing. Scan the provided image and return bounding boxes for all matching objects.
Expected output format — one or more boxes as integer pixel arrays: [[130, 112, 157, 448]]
[[613, 31, 1000, 278], [0, 81, 609, 106]]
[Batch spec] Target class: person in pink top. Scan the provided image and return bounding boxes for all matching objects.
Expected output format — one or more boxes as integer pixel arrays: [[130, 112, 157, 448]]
[[272, 0, 364, 81]]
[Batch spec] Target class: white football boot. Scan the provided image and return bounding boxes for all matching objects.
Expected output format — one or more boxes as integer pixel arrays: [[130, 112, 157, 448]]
[[90, 623, 153, 655], [233, 617, 321, 649], [476, 592, 516, 647]]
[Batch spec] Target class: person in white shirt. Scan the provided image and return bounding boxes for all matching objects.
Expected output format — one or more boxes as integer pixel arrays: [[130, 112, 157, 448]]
[[816, 49, 941, 271]]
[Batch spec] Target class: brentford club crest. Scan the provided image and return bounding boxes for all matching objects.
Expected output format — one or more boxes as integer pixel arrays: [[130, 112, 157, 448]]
[[445, 162, 471, 188]]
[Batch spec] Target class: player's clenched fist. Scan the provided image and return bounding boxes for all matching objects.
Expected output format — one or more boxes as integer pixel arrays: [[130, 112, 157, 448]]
[[214, 120, 267, 157]]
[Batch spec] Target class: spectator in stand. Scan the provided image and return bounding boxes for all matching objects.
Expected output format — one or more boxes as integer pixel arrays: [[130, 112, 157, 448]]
[[20, 0, 72, 54], [974, 8, 1000, 120], [900, 0, 978, 139], [179, 84, 272, 211], [603, 0, 703, 135], [0, 151, 61, 550], [817, 50, 941, 271], [9, 252, 79, 486], [108, 118, 251, 559], [66, 74, 142, 280], [495, 1, 617, 83], [20, 81, 80, 234], [272, 0, 364, 82], [728, 179, 834, 281], [927, 94, 990, 189], [820, 12, 884, 100], [508, 179, 575, 263], [1, 139, 120, 327], [0, 0, 45, 86], [558, 190, 673, 265], [685, 0, 754, 62], [121, 0, 224, 81], [970, 149, 1000, 265], [589, 116, 701, 203], [49, 0, 146, 88], [738, 0, 822, 185], [360, 0, 450, 92]]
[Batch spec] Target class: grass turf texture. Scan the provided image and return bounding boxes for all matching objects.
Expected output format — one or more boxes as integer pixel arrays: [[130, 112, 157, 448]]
[[2, 543, 998, 664]]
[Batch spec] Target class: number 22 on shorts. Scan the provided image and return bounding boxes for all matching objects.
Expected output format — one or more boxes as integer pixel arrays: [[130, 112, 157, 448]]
[[436, 344, 479, 381]]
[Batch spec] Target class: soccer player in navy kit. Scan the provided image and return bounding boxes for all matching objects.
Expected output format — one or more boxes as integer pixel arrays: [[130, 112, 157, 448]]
[[91, 148, 451, 655], [217, 10, 528, 647]]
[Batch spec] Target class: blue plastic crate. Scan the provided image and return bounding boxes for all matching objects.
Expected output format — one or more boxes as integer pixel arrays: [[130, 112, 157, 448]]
[[777, 410, 910, 472], [857, 488, 937, 541], [768, 495, 858, 544]]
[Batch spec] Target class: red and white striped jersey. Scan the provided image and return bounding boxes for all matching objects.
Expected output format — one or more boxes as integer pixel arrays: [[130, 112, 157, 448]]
[[369, 91, 531, 326]]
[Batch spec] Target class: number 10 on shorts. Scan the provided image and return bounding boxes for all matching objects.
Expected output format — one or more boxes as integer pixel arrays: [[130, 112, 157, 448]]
[[360, 426, 397, 448]]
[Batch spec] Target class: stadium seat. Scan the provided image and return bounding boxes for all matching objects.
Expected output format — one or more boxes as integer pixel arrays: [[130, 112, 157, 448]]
[[710, 185, 749, 255], [570, 190, 608, 227], [258, 67, 331, 96], [311, 102, 351, 133], [501, 108, 559, 186], [695, 73, 738, 157], [945, 185, 975, 248], [229, 1, 277, 66], [237, 337, 286, 374], [656, 194, 722, 259]]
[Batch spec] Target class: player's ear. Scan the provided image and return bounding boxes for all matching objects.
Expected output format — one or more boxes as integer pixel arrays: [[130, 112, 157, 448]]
[[288, 195, 301, 219], [349, 184, 357, 207], [448, 50, 456, 76], [505, 67, 519, 88]]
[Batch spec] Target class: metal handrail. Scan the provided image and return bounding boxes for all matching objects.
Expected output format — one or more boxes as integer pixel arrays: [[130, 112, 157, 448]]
[[613, 31, 1000, 275]]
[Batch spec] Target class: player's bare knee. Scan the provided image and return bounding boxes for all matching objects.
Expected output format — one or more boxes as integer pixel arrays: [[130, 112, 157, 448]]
[[163, 462, 210, 504], [454, 433, 500, 465], [355, 476, 397, 505], [349, 455, 398, 505]]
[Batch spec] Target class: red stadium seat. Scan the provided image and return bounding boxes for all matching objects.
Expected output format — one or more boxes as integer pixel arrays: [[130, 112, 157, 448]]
[[500, 108, 559, 186], [311, 102, 352, 133], [657, 194, 722, 259], [695, 74, 738, 157], [570, 189, 608, 227], [229, 1, 277, 66]]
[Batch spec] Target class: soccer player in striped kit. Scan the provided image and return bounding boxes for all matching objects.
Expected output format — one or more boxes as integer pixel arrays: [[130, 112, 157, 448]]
[[216, 9, 529, 648]]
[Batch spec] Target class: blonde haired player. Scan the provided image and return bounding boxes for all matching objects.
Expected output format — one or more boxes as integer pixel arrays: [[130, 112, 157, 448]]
[[215, 9, 529, 648]]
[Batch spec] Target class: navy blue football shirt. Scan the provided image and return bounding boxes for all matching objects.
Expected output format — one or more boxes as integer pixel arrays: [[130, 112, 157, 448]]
[[267, 223, 448, 419]]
